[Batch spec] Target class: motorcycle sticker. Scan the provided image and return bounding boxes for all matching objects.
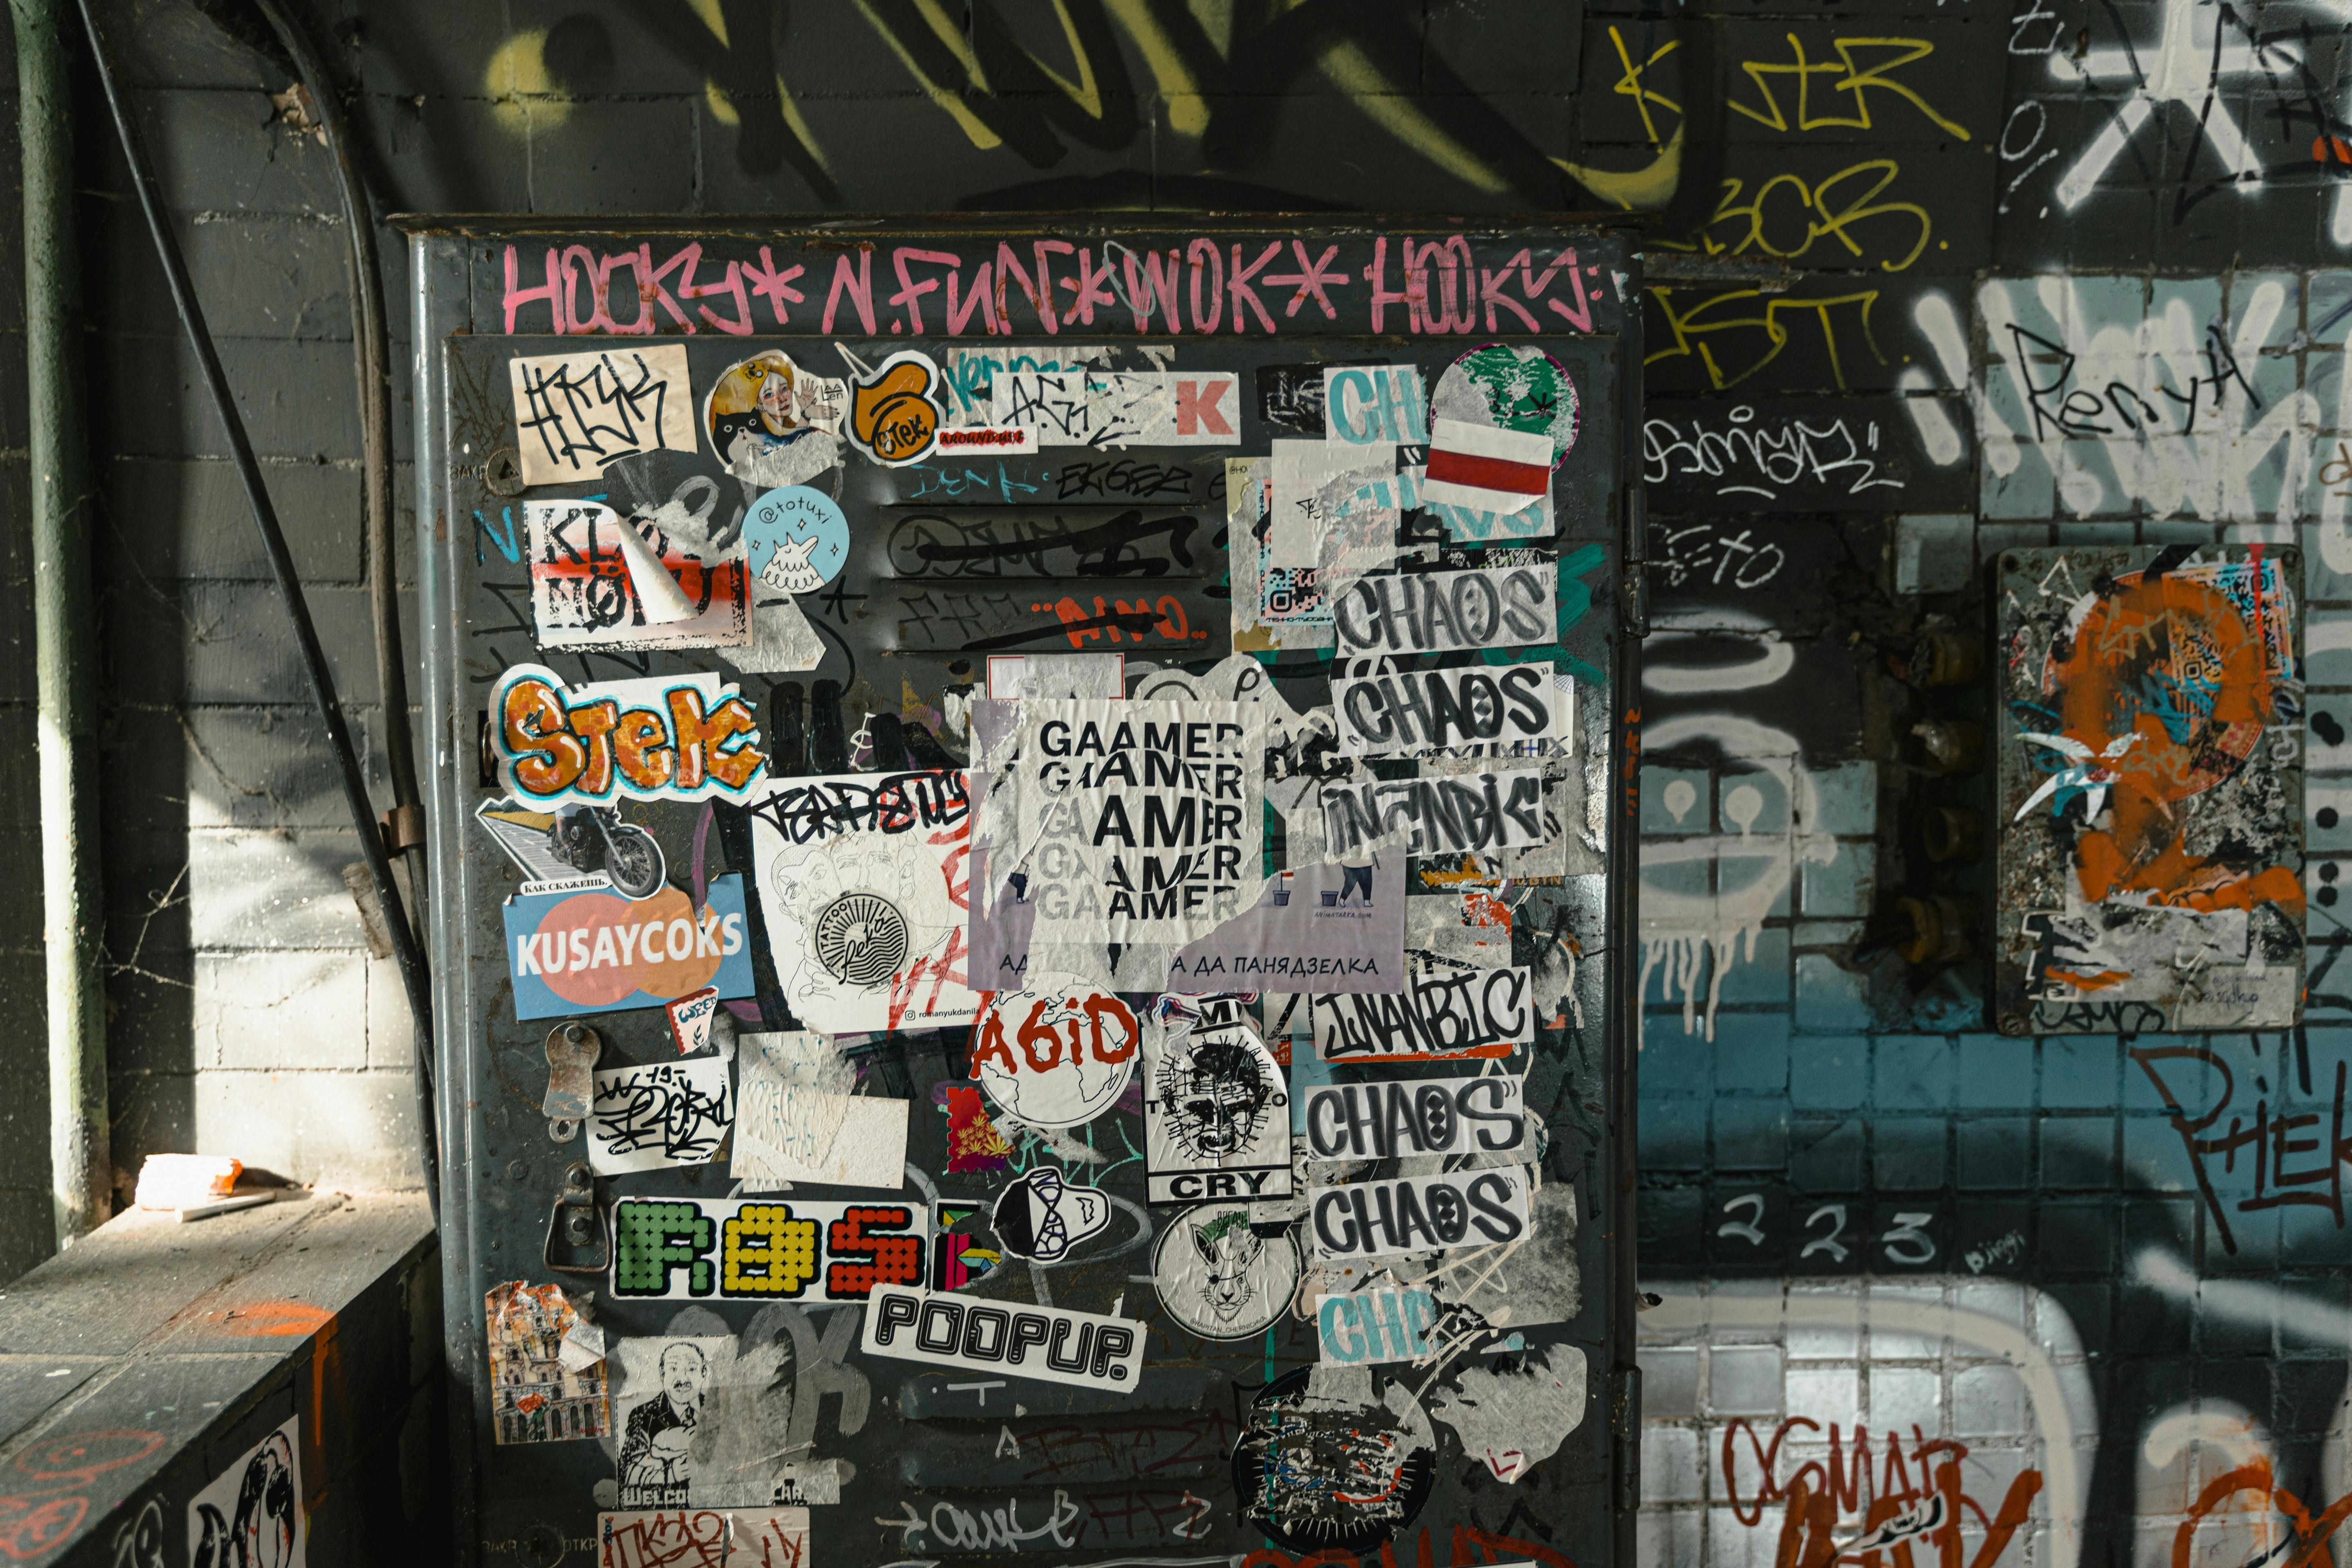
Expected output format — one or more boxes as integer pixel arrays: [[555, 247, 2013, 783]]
[[477, 796, 669, 901]]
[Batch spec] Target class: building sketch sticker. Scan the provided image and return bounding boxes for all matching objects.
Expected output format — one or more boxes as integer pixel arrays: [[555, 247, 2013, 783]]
[[742, 771, 982, 1034], [1331, 664, 1570, 759], [734, 1031, 907, 1189], [589, 1058, 734, 1175], [845, 349, 948, 467], [188, 1414, 303, 1568], [1307, 1165, 1535, 1262], [743, 487, 848, 594], [477, 797, 668, 901], [1330, 564, 1556, 656], [1301, 1074, 1526, 1161], [1142, 999, 1292, 1204], [526, 500, 750, 651], [491, 665, 766, 808], [509, 344, 698, 486], [1150, 1202, 1301, 1339], [991, 1167, 1114, 1261], [970, 990, 1139, 1128], [1995, 548, 2303, 1033], [860, 1284, 1143, 1391], [611, 1196, 923, 1303], [487, 1281, 611, 1444], [501, 874, 755, 1022], [1232, 1367, 1435, 1555], [704, 348, 846, 487], [1313, 960, 1533, 1061], [1420, 343, 1579, 514]]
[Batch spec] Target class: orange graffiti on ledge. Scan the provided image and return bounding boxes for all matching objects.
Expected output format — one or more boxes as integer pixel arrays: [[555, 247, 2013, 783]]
[[2049, 569, 2299, 917]]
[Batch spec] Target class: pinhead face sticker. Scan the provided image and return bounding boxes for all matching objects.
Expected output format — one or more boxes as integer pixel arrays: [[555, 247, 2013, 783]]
[[744, 485, 850, 594]]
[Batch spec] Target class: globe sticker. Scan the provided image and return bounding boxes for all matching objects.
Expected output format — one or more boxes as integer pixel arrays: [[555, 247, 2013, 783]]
[[743, 486, 849, 595], [970, 989, 1139, 1130]]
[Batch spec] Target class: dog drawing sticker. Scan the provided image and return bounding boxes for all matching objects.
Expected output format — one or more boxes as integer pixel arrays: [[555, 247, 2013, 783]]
[[1151, 1202, 1300, 1340]]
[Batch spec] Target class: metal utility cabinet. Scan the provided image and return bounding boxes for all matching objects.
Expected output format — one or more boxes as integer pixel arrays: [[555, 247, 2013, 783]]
[[402, 216, 1643, 1568]]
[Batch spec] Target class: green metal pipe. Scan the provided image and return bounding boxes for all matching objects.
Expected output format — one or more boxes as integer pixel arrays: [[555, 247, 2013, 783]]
[[12, 0, 109, 1247]]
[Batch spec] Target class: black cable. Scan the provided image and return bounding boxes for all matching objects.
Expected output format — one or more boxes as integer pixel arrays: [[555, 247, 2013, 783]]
[[74, 0, 441, 1222]]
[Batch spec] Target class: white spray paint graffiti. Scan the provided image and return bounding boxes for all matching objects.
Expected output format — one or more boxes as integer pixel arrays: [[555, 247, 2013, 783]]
[[1977, 274, 2323, 522], [1637, 703, 1837, 1040]]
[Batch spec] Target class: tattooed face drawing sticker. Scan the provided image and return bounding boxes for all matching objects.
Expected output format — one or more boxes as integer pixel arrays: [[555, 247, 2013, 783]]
[[1163, 1035, 1276, 1158]]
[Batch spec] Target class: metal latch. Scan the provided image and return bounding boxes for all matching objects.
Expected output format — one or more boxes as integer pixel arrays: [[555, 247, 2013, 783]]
[[380, 803, 426, 854], [543, 1162, 608, 1275], [544, 1021, 601, 1142]]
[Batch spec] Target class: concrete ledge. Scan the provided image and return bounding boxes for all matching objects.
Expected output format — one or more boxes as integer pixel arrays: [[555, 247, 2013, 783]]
[[0, 1191, 440, 1565]]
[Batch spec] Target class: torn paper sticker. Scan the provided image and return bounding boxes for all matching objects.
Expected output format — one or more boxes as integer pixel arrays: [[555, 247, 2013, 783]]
[[510, 344, 699, 487], [503, 874, 755, 1022], [1429, 1341, 1587, 1484], [1313, 959, 1532, 1062], [590, 1057, 733, 1175], [558, 1319, 608, 1373], [1307, 1164, 1535, 1262], [490, 665, 766, 807], [190, 1415, 306, 1568], [1331, 663, 1571, 759], [705, 348, 846, 485], [971, 989, 1139, 1129], [611, 1195, 922, 1302], [994, 370, 1239, 447], [1008, 700, 1265, 967], [1142, 997, 1292, 1205], [741, 770, 982, 1035], [862, 1284, 1143, 1391], [1235, 1367, 1435, 1554], [526, 500, 750, 651], [734, 1031, 908, 1190], [487, 1281, 610, 1444]]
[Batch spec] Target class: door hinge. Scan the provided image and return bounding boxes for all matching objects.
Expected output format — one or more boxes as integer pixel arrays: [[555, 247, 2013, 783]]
[[1611, 1364, 1643, 1516]]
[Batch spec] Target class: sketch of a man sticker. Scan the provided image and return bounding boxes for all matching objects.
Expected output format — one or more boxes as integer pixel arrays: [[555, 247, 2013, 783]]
[[620, 1342, 709, 1504], [1161, 1030, 1280, 1161]]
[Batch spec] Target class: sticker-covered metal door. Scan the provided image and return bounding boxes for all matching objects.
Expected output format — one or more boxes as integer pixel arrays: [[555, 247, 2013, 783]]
[[404, 218, 1642, 1568]]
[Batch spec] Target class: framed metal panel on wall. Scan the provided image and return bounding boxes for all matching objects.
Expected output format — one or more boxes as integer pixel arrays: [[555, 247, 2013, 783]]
[[398, 216, 1644, 1568]]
